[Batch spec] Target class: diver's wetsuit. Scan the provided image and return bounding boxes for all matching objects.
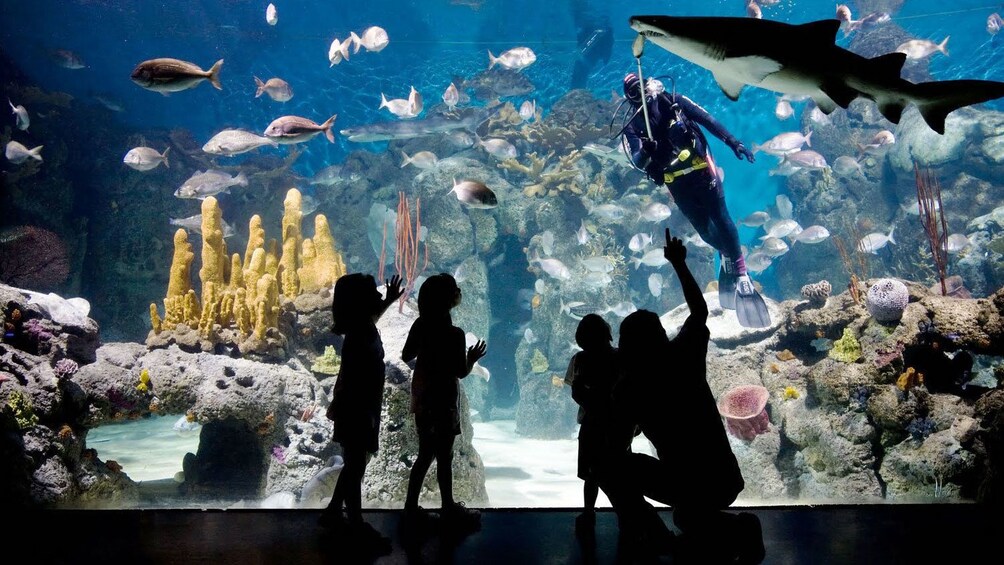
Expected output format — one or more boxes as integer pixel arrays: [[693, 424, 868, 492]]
[[623, 92, 744, 264]]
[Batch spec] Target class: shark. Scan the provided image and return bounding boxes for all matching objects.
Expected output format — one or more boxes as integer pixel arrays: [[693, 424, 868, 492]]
[[340, 106, 500, 142], [629, 15, 1004, 134]]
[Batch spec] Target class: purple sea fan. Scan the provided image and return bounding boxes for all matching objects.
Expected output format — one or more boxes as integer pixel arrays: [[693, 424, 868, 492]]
[[271, 445, 287, 464]]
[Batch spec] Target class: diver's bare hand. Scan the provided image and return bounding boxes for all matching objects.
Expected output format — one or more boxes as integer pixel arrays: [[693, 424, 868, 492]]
[[663, 227, 687, 264]]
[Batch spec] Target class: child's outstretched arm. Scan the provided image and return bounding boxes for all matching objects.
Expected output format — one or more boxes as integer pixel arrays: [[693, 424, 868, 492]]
[[375, 274, 404, 320]]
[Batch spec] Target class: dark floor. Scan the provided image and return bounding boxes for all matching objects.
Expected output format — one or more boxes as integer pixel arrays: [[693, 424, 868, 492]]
[[19, 504, 997, 564]]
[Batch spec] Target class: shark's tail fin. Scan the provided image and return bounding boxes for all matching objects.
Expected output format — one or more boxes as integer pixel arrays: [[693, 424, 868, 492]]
[[911, 79, 1004, 134]]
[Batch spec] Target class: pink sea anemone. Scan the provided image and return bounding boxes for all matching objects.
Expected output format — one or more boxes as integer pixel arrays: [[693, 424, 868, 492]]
[[717, 385, 770, 441]]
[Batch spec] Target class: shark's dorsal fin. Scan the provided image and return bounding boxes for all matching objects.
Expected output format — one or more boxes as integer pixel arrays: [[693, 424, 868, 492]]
[[795, 19, 842, 44], [869, 52, 907, 78], [714, 72, 746, 100]]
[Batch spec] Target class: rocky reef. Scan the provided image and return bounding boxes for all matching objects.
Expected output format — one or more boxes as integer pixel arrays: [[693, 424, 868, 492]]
[[0, 281, 488, 509]]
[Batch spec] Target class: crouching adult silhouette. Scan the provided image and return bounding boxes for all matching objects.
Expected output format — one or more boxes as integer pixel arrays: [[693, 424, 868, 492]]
[[602, 228, 765, 563]]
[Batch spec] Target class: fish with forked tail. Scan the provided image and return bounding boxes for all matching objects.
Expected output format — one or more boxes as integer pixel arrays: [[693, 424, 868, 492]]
[[131, 57, 224, 94], [264, 115, 337, 144]]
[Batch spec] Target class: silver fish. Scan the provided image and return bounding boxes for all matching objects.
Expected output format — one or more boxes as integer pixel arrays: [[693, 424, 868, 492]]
[[790, 225, 830, 244], [576, 220, 590, 245], [604, 301, 637, 318], [639, 202, 672, 222], [130, 58, 223, 94], [739, 211, 770, 227], [745, 250, 773, 273], [588, 202, 627, 222], [629, 232, 653, 252], [761, 219, 800, 240], [631, 248, 668, 269], [169, 214, 237, 238], [857, 226, 896, 254], [945, 233, 970, 253], [380, 90, 419, 119], [266, 3, 278, 25], [310, 165, 345, 186], [328, 37, 351, 66], [648, 273, 664, 297], [254, 76, 293, 102], [832, 155, 863, 178], [988, 13, 1004, 35], [896, 37, 949, 60], [858, 130, 896, 154], [203, 129, 278, 156], [519, 100, 536, 122], [580, 256, 615, 273], [9, 99, 28, 131], [541, 230, 555, 256], [443, 82, 460, 110], [400, 150, 439, 169], [350, 26, 390, 53], [783, 150, 829, 171], [264, 114, 337, 144], [175, 169, 248, 199], [124, 146, 170, 171], [5, 140, 43, 164], [776, 195, 793, 219], [301, 194, 320, 216], [752, 131, 811, 156], [449, 178, 498, 209], [760, 236, 790, 257], [532, 256, 571, 280], [774, 97, 793, 120], [478, 137, 518, 160], [488, 47, 536, 71], [582, 142, 632, 167]]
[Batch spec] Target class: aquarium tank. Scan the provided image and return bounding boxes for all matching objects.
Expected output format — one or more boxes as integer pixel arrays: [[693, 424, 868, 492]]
[[1, 0, 1003, 510]]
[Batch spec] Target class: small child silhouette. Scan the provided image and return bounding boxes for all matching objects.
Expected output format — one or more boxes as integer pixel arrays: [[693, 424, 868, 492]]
[[401, 273, 487, 529], [320, 273, 402, 553], [564, 313, 629, 534]]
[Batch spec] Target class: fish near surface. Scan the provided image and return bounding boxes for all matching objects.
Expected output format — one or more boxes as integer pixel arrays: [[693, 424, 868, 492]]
[[131, 58, 224, 94], [629, 15, 1004, 134]]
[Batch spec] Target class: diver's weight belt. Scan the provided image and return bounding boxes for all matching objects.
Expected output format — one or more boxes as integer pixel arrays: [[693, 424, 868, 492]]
[[662, 155, 708, 184]]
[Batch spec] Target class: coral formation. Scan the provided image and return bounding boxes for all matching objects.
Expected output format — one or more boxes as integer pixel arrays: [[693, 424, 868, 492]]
[[6, 389, 38, 429], [829, 327, 863, 363], [53, 358, 78, 380], [897, 367, 925, 391], [522, 150, 586, 197], [801, 280, 832, 307], [147, 189, 346, 358], [867, 278, 910, 323], [310, 345, 341, 375], [783, 386, 800, 400], [717, 385, 770, 440], [530, 348, 549, 373], [776, 349, 796, 362], [136, 368, 151, 392]]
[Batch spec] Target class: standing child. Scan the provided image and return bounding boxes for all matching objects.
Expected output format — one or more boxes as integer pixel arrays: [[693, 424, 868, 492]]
[[565, 313, 629, 534], [402, 273, 487, 529], [320, 273, 403, 549]]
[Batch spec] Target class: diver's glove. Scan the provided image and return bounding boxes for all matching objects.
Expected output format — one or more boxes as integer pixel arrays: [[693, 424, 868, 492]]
[[641, 138, 658, 156], [646, 161, 665, 186], [734, 142, 755, 163]]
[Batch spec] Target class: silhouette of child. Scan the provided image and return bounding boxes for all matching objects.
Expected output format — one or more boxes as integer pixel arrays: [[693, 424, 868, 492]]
[[604, 229, 764, 561], [401, 273, 486, 529], [320, 273, 403, 550], [564, 313, 629, 533]]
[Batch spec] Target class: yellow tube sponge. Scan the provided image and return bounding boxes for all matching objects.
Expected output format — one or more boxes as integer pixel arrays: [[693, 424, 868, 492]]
[[243, 215, 265, 271], [279, 189, 303, 298], [199, 197, 227, 304], [161, 229, 198, 327], [253, 273, 280, 340], [298, 214, 347, 293], [265, 238, 280, 277]]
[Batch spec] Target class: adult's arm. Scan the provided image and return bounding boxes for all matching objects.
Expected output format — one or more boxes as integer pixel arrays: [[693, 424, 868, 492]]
[[664, 227, 708, 323]]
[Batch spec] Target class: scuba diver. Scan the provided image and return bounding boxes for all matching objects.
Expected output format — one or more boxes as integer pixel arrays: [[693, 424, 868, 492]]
[[616, 72, 771, 328], [570, 0, 613, 89]]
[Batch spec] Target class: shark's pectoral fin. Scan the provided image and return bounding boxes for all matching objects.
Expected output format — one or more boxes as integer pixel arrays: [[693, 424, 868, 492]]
[[820, 80, 859, 109], [733, 56, 783, 83], [877, 100, 905, 124], [812, 95, 837, 114], [714, 73, 746, 101]]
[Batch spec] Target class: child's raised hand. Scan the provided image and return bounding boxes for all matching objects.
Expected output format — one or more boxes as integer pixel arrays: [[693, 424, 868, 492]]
[[663, 227, 686, 264], [467, 339, 487, 364], [384, 274, 404, 303]]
